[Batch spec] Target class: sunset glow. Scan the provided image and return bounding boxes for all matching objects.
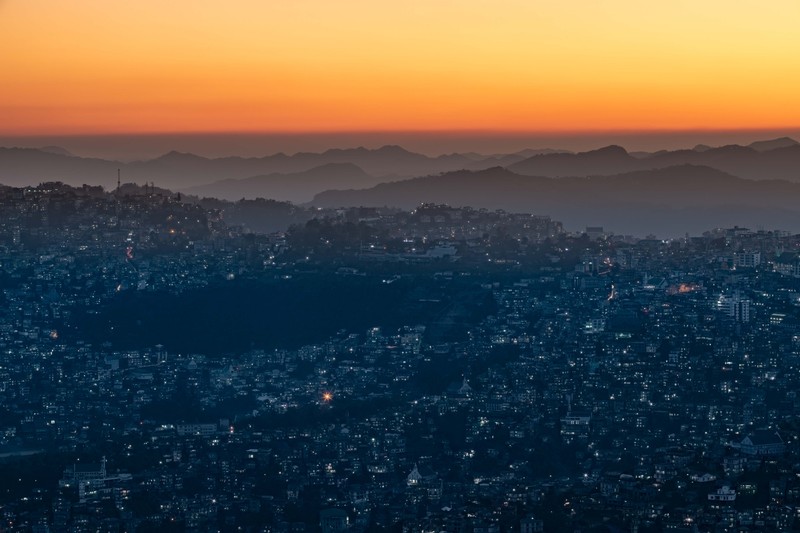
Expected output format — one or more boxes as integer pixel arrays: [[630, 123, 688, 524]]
[[2, 0, 799, 135]]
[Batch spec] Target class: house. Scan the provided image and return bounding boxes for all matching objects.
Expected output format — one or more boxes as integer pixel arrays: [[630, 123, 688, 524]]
[[690, 472, 717, 483], [60, 457, 107, 488], [708, 486, 736, 502], [738, 430, 785, 456], [319, 508, 348, 532]]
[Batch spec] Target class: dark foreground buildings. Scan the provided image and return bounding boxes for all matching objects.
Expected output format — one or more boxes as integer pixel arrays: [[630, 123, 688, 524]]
[[2, 184, 800, 531]]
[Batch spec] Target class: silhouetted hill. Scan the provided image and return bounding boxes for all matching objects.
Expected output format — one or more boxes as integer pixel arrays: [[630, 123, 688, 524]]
[[0, 147, 120, 188], [311, 165, 800, 237], [454, 148, 571, 166], [510, 143, 800, 181], [748, 137, 798, 152], [647, 144, 800, 180], [3, 138, 799, 197], [182, 162, 376, 203], [39, 146, 75, 157], [509, 145, 636, 176], [0, 145, 549, 190], [196, 197, 314, 234]]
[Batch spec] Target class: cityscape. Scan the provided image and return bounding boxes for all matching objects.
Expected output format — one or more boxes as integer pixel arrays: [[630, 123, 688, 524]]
[[0, 183, 800, 530], [3, 0, 800, 531]]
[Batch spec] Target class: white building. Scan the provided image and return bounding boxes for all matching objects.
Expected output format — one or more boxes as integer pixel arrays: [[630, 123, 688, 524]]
[[734, 251, 761, 269], [708, 486, 736, 502], [716, 292, 750, 323]]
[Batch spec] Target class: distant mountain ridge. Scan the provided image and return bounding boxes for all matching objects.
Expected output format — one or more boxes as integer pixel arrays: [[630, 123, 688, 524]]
[[1, 137, 796, 192], [748, 137, 799, 152], [311, 164, 800, 236], [182, 162, 377, 204], [508, 145, 633, 177], [508, 139, 800, 180], [0, 138, 799, 234], [39, 146, 75, 157], [0, 145, 569, 190]]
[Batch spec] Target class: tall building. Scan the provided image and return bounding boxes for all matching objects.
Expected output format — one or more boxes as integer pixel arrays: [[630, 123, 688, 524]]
[[716, 292, 750, 323], [734, 251, 761, 269]]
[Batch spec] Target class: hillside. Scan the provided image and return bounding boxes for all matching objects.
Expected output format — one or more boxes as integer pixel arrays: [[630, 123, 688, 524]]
[[312, 165, 800, 236]]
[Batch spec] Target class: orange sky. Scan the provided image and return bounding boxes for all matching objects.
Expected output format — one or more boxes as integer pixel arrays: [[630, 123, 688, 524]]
[[1, 0, 799, 135]]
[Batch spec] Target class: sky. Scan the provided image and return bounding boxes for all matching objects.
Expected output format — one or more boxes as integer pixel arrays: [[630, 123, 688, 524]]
[[1, 0, 799, 145]]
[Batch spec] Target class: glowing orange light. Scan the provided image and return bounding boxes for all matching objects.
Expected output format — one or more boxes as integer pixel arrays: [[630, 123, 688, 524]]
[[322, 392, 333, 402]]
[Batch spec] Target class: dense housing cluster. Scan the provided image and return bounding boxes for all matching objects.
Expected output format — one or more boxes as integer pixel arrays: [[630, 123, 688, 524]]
[[2, 185, 800, 531]]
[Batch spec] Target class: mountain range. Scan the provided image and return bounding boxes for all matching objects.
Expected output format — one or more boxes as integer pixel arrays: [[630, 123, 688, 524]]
[[0, 145, 562, 191], [1, 137, 799, 236], [311, 164, 800, 237], [508, 139, 800, 180], [182, 162, 378, 204], [1, 138, 797, 194]]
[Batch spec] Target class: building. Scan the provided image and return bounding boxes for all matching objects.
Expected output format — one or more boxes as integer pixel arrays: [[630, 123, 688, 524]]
[[176, 423, 218, 437], [716, 292, 750, 323], [60, 457, 107, 487], [738, 430, 786, 456], [734, 251, 761, 269], [708, 486, 736, 502], [560, 412, 591, 443], [320, 508, 349, 532]]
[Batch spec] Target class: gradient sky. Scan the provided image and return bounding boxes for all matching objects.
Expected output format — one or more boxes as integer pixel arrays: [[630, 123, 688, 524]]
[[2, 0, 799, 136]]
